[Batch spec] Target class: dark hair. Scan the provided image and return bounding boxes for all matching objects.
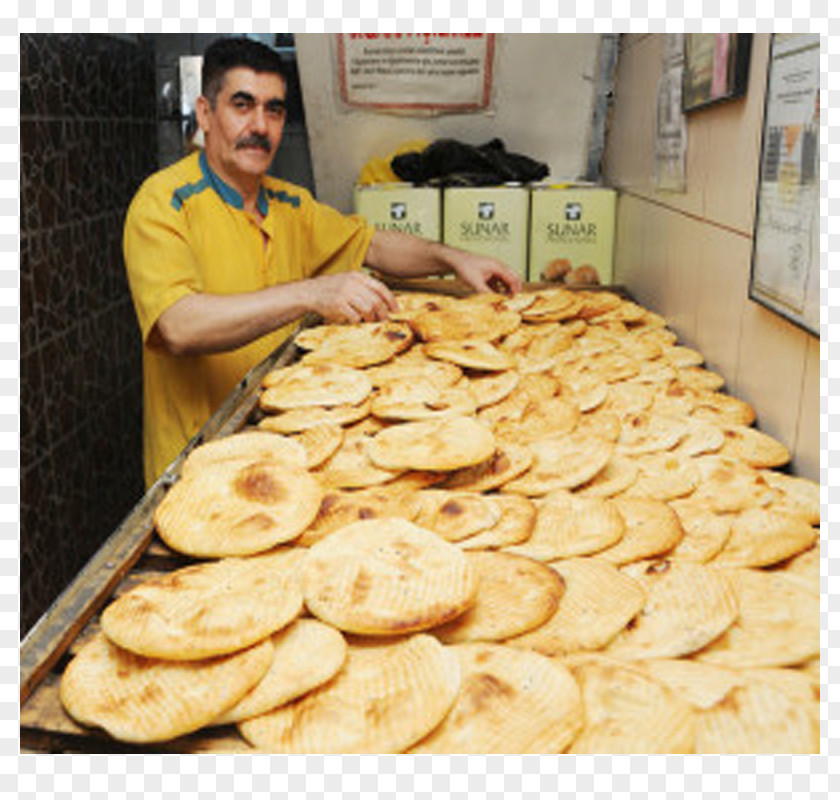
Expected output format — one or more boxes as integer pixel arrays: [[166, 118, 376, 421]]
[[202, 37, 288, 106]]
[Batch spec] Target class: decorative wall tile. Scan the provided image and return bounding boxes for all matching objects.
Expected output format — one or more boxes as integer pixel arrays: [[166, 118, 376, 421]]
[[20, 33, 155, 635]]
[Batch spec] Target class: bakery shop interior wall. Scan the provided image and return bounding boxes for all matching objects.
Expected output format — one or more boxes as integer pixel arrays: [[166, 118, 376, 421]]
[[294, 34, 603, 213], [20, 34, 156, 634], [603, 34, 818, 481]]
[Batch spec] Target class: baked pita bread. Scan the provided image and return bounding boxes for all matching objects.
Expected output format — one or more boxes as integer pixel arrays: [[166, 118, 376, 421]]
[[238, 634, 460, 753], [60, 633, 272, 744], [100, 549, 304, 659], [507, 557, 646, 657], [368, 416, 496, 472], [154, 460, 323, 557], [260, 363, 372, 410], [431, 551, 565, 643], [409, 644, 584, 753], [302, 518, 478, 635]]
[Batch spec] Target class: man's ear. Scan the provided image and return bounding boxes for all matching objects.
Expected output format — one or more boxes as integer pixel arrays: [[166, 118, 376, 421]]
[[195, 95, 212, 133]]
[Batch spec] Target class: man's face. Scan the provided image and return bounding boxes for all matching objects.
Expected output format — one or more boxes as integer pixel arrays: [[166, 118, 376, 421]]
[[197, 67, 287, 188]]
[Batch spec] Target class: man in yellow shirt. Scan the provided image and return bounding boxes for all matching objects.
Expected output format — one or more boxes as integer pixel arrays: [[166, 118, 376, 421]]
[[124, 37, 521, 488]]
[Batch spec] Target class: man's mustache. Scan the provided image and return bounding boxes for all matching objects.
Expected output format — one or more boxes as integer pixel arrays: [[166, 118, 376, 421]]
[[235, 134, 271, 152]]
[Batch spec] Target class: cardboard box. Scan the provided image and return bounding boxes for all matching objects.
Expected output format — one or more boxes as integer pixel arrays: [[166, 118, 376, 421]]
[[354, 183, 441, 241], [443, 185, 530, 279], [529, 183, 617, 284]]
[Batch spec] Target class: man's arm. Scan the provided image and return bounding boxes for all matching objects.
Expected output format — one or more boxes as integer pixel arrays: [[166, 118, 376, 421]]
[[153, 230, 522, 357], [152, 271, 397, 356], [364, 229, 524, 295]]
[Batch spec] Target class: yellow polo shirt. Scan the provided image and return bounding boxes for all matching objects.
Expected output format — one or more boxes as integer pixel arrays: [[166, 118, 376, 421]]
[[123, 150, 374, 488]]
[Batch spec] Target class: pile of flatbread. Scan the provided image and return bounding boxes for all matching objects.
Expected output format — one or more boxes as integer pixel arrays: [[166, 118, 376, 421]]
[[60, 288, 820, 753]]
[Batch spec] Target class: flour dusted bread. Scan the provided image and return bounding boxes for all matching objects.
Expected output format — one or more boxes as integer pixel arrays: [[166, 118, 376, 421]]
[[238, 634, 460, 753], [100, 550, 304, 660], [154, 459, 323, 557], [60, 633, 273, 744], [302, 518, 478, 635], [409, 644, 584, 753]]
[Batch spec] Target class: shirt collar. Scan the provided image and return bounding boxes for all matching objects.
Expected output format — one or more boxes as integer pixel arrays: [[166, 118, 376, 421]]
[[199, 150, 269, 217]]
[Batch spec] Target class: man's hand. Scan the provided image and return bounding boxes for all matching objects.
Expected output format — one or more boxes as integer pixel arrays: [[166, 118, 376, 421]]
[[364, 230, 523, 297], [307, 271, 398, 324], [448, 250, 524, 296]]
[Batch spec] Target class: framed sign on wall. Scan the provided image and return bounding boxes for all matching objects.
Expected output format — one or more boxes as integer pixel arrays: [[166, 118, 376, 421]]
[[682, 33, 752, 112], [749, 33, 820, 336]]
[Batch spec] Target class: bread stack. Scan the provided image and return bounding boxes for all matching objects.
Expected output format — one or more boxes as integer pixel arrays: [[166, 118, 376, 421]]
[[60, 288, 820, 753]]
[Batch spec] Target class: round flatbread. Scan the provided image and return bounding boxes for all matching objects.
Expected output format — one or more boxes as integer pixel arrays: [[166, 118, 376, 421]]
[[466, 370, 520, 409], [622, 452, 700, 501], [238, 634, 461, 753], [506, 557, 646, 657], [691, 391, 756, 427], [716, 424, 791, 468], [213, 619, 348, 725], [615, 412, 688, 456], [311, 431, 403, 490], [596, 496, 684, 566], [441, 444, 533, 493], [424, 339, 516, 371], [694, 568, 820, 668], [368, 416, 496, 472], [407, 490, 501, 542], [695, 680, 818, 754], [691, 456, 777, 514], [604, 560, 739, 660], [297, 488, 409, 547], [506, 492, 625, 561], [303, 518, 478, 635], [759, 470, 820, 525], [364, 355, 463, 390], [432, 551, 565, 643], [502, 432, 613, 496], [260, 363, 372, 411], [409, 644, 584, 754], [181, 430, 307, 477], [257, 398, 372, 434], [291, 423, 345, 469], [456, 494, 537, 550], [154, 460, 323, 557], [410, 302, 521, 342], [666, 499, 733, 563], [575, 455, 640, 498], [710, 507, 818, 568], [492, 395, 580, 444], [60, 633, 272, 744], [370, 379, 476, 421], [564, 656, 696, 754], [295, 320, 414, 367], [100, 550, 304, 660]]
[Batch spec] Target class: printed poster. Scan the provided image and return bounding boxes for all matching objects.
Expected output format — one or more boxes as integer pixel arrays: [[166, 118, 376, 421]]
[[337, 33, 495, 113]]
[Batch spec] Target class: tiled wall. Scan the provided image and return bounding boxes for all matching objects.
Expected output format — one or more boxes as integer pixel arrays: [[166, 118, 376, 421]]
[[20, 34, 157, 635], [603, 34, 819, 481]]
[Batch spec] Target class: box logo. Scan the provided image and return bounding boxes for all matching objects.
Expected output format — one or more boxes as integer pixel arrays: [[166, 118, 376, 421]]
[[390, 202, 407, 220], [565, 202, 583, 221], [478, 202, 495, 220]]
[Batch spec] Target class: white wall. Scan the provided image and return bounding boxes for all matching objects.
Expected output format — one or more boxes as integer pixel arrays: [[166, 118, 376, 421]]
[[294, 33, 602, 212], [603, 34, 819, 481]]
